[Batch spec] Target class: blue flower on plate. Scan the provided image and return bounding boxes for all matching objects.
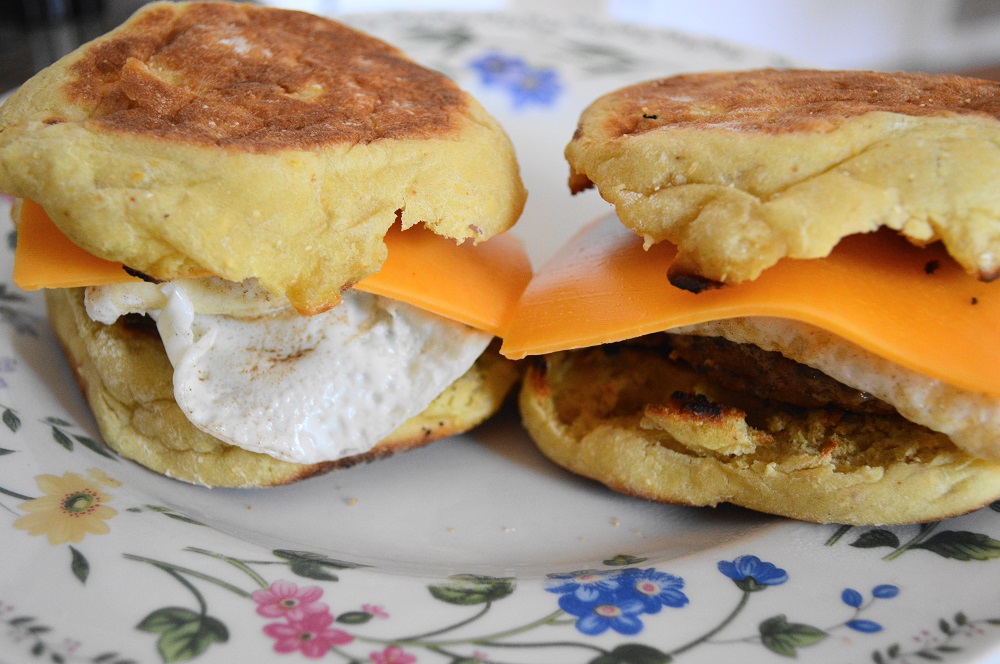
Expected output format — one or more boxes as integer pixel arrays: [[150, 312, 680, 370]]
[[872, 584, 900, 599], [557, 589, 647, 636], [841, 584, 900, 633], [842, 584, 900, 609], [545, 569, 621, 602], [846, 619, 884, 633], [717, 555, 788, 592], [842, 588, 865, 608], [468, 51, 562, 109], [618, 568, 689, 613], [507, 66, 561, 108], [469, 51, 528, 86], [547, 567, 689, 636]]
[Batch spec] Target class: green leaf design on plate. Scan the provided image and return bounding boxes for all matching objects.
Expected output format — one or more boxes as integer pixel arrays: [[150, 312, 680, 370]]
[[274, 550, 362, 569], [404, 25, 474, 52], [73, 433, 117, 460], [274, 550, 361, 581], [336, 611, 373, 625], [0, 485, 32, 500], [137, 607, 228, 663], [604, 554, 648, 567], [161, 512, 206, 527], [566, 41, 639, 75], [138, 607, 198, 634], [51, 426, 73, 451], [428, 574, 516, 605], [138, 505, 205, 525], [588, 643, 672, 664], [759, 615, 827, 657], [69, 546, 89, 584], [92, 652, 140, 664], [0, 283, 24, 302], [912, 531, 1000, 561], [3, 408, 20, 432], [850, 529, 901, 550]]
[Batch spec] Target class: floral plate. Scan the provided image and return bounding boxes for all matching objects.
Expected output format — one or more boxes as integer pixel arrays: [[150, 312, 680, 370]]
[[1, 10, 999, 664]]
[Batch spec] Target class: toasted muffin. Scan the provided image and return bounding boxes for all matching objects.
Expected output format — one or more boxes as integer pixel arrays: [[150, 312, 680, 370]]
[[504, 214, 1000, 523], [565, 69, 1000, 290], [2, 2, 529, 485], [0, 1, 525, 314], [505, 68, 1000, 524], [518, 330, 1000, 525], [48, 287, 518, 488]]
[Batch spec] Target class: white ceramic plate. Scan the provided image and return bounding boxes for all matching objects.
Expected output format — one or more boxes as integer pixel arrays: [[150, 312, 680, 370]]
[[2, 11, 1000, 664]]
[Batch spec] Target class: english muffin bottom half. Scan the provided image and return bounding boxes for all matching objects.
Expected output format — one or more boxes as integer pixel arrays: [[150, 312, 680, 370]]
[[1, 2, 530, 486], [48, 287, 519, 488], [503, 69, 1000, 525]]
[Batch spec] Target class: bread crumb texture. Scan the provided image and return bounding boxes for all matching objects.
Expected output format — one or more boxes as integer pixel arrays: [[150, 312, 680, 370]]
[[0, 2, 525, 314], [566, 69, 1000, 286], [47, 287, 519, 487], [519, 335, 1000, 525]]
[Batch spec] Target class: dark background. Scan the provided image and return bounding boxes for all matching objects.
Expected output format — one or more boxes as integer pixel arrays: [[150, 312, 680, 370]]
[[2, 0, 999, 93]]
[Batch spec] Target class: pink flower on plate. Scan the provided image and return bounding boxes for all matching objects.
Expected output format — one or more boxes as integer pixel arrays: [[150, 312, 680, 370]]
[[370, 645, 417, 664], [263, 611, 353, 658], [362, 604, 389, 619], [253, 580, 327, 621]]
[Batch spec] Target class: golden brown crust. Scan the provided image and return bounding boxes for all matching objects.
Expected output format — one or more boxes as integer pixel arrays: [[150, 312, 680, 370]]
[[0, 3, 526, 314], [566, 69, 1000, 285], [518, 341, 1000, 525], [47, 287, 520, 487], [64, 2, 467, 151], [599, 69, 1000, 138]]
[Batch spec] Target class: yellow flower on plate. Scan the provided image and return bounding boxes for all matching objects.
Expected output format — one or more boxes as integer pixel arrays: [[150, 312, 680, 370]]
[[14, 469, 119, 545]]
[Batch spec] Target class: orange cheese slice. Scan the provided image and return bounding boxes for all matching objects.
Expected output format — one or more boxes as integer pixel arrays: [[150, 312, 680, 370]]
[[355, 226, 531, 336], [501, 213, 1000, 399], [14, 199, 143, 288], [13, 200, 532, 337]]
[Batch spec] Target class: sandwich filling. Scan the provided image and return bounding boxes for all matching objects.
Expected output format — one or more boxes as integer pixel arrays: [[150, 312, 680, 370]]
[[85, 278, 491, 464], [500, 214, 1000, 461], [674, 317, 1000, 459]]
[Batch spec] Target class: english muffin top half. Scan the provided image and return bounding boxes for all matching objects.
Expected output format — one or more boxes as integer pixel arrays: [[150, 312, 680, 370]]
[[566, 69, 1000, 290], [0, 1, 526, 314]]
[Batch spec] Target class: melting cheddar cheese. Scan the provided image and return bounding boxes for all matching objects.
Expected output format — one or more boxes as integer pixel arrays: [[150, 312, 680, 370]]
[[14, 202, 1000, 399], [15, 199, 144, 288], [501, 214, 999, 399], [13, 199, 531, 337]]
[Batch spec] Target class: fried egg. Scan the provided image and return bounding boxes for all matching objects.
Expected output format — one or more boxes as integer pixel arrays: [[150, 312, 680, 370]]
[[677, 317, 1000, 461], [85, 281, 491, 463]]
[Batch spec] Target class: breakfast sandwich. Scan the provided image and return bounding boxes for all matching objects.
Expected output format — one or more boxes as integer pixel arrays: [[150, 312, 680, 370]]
[[503, 69, 1000, 525], [0, 2, 530, 487]]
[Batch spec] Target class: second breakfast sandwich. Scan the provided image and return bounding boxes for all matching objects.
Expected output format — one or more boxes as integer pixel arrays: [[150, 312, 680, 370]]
[[0, 2, 530, 487], [503, 69, 1000, 525]]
